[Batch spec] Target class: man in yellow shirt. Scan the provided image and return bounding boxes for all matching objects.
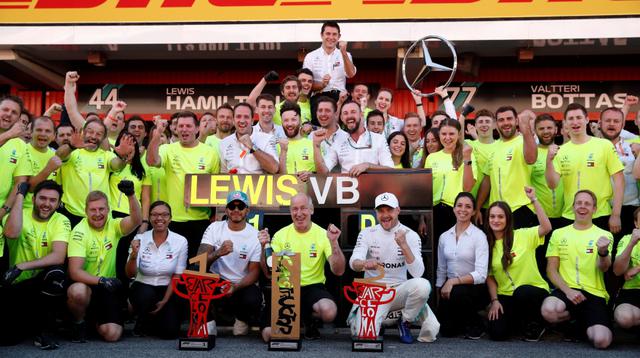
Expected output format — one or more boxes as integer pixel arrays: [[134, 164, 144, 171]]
[[467, 109, 496, 209], [612, 208, 640, 331], [277, 101, 322, 181], [147, 111, 220, 258], [476, 107, 538, 228], [542, 190, 613, 349], [0, 95, 28, 223], [269, 193, 345, 339], [66, 184, 142, 343], [56, 118, 133, 227], [546, 103, 624, 234], [0, 181, 70, 349]]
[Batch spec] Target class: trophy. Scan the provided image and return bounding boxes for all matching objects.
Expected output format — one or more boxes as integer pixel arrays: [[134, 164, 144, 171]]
[[401, 35, 457, 97], [269, 251, 302, 351], [172, 253, 232, 351], [344, 267, 396, 352]]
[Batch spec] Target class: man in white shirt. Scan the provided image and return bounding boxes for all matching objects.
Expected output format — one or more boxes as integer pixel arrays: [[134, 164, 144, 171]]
[[308, 96, 349, 159], [198, 191, 265, 335], [219, 103, 279, 174], [349, 192, 437, 344], [253, 94, 285, 140], [316, 100, 394, 177], [304, 21, 356, 124]]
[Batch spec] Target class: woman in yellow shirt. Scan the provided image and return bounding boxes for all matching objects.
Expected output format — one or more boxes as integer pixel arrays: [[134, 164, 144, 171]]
[[387, 131, 411, 169], [485, 187, 552, 342]]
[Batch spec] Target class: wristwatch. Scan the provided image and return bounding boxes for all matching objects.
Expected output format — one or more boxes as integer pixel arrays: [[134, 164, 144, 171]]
[[598, 249, 609, 257], [249, 144, 258, 154], [464, 160, 472, 166]]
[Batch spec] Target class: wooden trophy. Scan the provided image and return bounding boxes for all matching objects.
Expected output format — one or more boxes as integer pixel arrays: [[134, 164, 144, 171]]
[[344, 267, 396, 352], [172, 253, 232, 350], [269, 251, 302, 351]]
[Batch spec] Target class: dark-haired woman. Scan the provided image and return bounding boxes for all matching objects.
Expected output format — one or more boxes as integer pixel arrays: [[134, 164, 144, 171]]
[[424, 118, 476, 240], [437, 192, 489, 339], [109, 131, 151, 285], [485, 186, 552, 342], [126, 201, 188, 338], [387, 131, 412, 169]]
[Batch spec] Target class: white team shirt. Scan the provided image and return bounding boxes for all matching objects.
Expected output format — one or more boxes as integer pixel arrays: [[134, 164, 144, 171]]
[[349, 222, 424, 287], [303, 46, 355, 93], [324, 129, 394, 173], [133, 230, 188, 286], [200, 221, 261, 284], [253, 122, 286, 141], [219, 131, 279, 174], [612, 138, 640, 206]]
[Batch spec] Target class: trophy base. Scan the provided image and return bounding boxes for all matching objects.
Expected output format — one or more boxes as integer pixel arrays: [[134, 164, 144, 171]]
[[352, 336, 384, 352], [178, 335, 215, 351], [268, 339, 301, 351]]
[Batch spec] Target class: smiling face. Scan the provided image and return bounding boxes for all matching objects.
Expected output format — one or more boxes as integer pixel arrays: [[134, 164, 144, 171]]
[[176, 116, 198, 146], [340, 102, 362, 134], [0, 99, 21, 131], [453, 196, 475, 223], [216, 108, 234, 134], [374, 90, 393, 113], [425, 132, 441, 154], [599, 109, 624, 141], [535, 119, 557, 146], [496, 110, 518, 139], [403, 116, 422, 142], [257, 99, 275, 124], [564, 109, 588, 138], [83, 121, 106, 151], [352, 84, 369, 103], [488, 205, 507, 234], [86, 197, 109, 230], [321, 25, 340, 51], [573, 191, 596, 222], [298, 73, 313, 97], [438, 124, 459, 152], [282, 110, 301, 139], [389, 134, 407, 157], [317, 101, 336, 129], [225, 200, 248, 224], [126, 119, 147, 145], [233, 105, 253, 136], [31, 117, 55, 150], [282, 79, 300, 102], [150, 204, 172, 232], [33, 188, 60, 221], [366, 114, 384, 135], [56, 125, 73, 147], [376, 205, 400, 231], [290, 194, 313, 232], [475, 115, 494, 138]]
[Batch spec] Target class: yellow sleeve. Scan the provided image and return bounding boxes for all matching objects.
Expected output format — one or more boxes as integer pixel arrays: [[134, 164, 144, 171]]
[[209, 148, 220, 174], [604, 141, 624, 175], [546, 230, 559, 258], [67, 229, 87, 258], [52, 216, 72, 243], [616, 235, 631, 259]]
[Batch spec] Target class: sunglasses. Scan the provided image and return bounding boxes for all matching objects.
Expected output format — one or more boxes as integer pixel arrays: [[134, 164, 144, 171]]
[[227, 202, 247, 211]]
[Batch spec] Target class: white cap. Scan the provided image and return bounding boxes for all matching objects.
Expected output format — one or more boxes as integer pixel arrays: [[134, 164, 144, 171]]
[[374, 192, 399, 209]]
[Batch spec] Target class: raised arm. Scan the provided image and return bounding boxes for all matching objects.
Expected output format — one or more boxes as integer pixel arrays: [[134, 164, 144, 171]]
[[118, 180, 143, 236], [339, 42, 356, 78], [545, 144, 561, 189], [63, 71, 86, 130], [519, 110, 538, 165], [327, 224, 346, 276], [247, 71, 278, 108]]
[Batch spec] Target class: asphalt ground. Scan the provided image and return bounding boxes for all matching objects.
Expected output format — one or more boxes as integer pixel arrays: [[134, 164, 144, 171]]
[[2, 325, 638, 357]]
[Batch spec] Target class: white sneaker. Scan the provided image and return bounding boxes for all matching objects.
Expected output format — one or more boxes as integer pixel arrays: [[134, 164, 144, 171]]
[[233, 319, 249, 336], [206, 320, 217, 336]]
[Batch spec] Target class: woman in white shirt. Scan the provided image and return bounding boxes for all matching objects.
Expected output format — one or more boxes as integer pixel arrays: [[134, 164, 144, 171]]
[[436, 192, 489, 340], [126, 201, 188, 339]]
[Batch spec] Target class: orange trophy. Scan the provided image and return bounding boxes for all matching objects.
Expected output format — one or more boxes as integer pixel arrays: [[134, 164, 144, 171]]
[[172, 253, 232, 350]]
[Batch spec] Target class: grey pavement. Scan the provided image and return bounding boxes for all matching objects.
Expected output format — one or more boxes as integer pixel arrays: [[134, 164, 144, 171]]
[[2, 327, 638, 357]]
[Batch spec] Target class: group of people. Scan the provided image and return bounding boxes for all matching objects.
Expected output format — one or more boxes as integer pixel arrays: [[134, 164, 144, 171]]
[[0, 20, 639, 351]]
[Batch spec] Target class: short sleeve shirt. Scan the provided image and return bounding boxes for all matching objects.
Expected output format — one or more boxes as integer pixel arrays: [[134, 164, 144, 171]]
[[68, 217, 124, 278], [15, 143, 57, 209], [302, 47, 355, 92], [134, 229, 188, 287], [323, 130, 394, 173], [616, 234, 640, 290], [219, 131, 279, 174], [0, 138, 26, 208]]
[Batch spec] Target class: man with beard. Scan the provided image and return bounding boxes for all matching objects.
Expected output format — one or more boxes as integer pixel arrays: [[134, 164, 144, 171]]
[[0, 95, 29, 223], [15, 117, 62, 210], [205, 103, 235, 152], [476, 106, 538, 228], [66, 186, 142, 343], [277, 101, 323, 181], [247, 71, 313, 126], [0, 181, 70, 349], [599, 107, 638, 236], [56, 118, 134, 227], [308, 96, 348, 159], [198, 112, 216, 144], [348, 192, 435, 344], [55, 124, 74, 148], [268, 193, 345, 339], [546, 103, 624, 234], [147, 111, 220, 258], [219, 103, 278, 174], [317, 100, 394, 177], [198, 191, 265, 336], [531, 114, 564, 226], [253, 94, 285, 140]]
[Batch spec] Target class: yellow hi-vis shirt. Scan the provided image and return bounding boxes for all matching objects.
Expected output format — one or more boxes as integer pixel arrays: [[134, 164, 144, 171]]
[[274, 100, 311, 126], [67, 217, 123, 278], [490, 226, 550, 296], [553, 137, 624, 219], [531, 146, 564, 219], [482, 135, 533, 211], [277, 137, 316, 174], [271, 223, 332, 287], [425, 150, 477, 207], [159, 142, 220, 222], [0, 138, 26, 208], [468, 140, 495, 208], [546, 224, 613, 301], [15, 143, 57, 210], [616, 234, 640, 290], [108, 163, 151, 215]]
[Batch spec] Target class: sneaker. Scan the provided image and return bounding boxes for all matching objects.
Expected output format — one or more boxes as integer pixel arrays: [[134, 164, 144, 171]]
[[561, 321, 580, 342], [71, 321, 86, 343], [464, 326, 485, 340], [523, 322, 546, 342], [397, 320, 414, 344], [34, 334, 60, 350], [232, 319, 249, 336], [132, 319, 145, 337], [303, 321, 321, 340]]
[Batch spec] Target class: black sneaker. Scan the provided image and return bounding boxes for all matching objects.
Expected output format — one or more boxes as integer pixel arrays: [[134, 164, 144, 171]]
[[561, 321, 580, 342], [132, 319, 146, 337], [34, 334, 60, 350], [71, 321, 86, 343], [523, 322, 546, 342], [464, 325, 485, 340], [304, 321, 321, 340]]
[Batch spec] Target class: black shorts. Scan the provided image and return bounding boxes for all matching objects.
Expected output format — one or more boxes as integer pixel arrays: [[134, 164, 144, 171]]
[[615, 289, 640, 309], [551, 289, 611, 329], [300, 283, 334, 323], [88, 284, 126, 326]]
